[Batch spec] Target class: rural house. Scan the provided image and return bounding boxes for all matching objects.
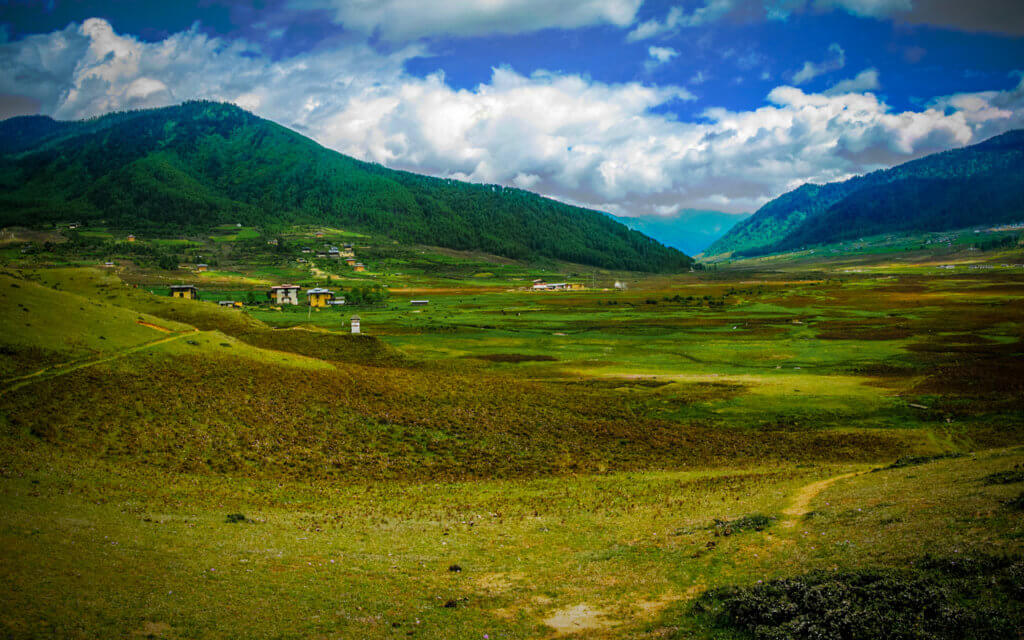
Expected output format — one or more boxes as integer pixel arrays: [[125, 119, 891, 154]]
[[350, 315, 361, 334], [411, 300, 429, 306], [353, 262, 366, 272], [170, 285, 198, 300], [127, 234, 136, 242], [196, 264, 208, 272], [345, 257, 357, 266], [268, 284, 300, 305], [306, 287, 336, 307], [218, 300, 243, 308], [328, 247, 341, 259]]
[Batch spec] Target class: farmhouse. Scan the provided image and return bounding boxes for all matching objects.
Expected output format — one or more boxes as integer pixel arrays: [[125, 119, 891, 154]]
[[350, 315, 361, 334], [341, 247, 355, 258], [316, 252, 328, 258], [531, 282, 584, 291], [315, 231, 324, 238], [127, 234, 136, 242], [353, 262, 366, 272], [102, 261, 115, 268], [218, 300, 242, 308], [306, 287, 335, 307], [328, 247, 341, 259], [268, 284, 300, 305], [196, 264, 208, 272], [170, 285, 198, 300], [345, 257, 357, 266], [301, 247, 311, 254], [411, 300, 429, 306]]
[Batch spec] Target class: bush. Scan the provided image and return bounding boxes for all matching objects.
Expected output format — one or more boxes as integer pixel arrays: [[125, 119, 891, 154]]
[[692, 554, 1024, 640], [983, 470, 1024, 485]]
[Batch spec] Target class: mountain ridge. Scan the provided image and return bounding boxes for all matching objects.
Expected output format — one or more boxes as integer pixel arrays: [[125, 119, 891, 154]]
[[0, 101, 692, 272], [706, 129, 1024, 257]]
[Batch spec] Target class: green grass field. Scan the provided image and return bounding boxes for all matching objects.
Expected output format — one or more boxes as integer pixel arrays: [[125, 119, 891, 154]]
[[1, 229, 1022, 638]]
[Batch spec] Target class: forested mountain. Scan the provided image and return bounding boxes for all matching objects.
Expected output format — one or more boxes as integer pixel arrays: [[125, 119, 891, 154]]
[[610, 209, 749, 256], [0, 101, 691, 272], [706, 130, 1024, 257]]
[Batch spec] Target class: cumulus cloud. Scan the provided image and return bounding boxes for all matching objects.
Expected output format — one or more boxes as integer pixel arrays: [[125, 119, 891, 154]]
[[824, 68, 880, 95], [2, 19, 1024, 217], [627, 0, 745, 41], [645, 45, 679, 71], [792, 43, 845, 84], [290, 0, 643, 41]]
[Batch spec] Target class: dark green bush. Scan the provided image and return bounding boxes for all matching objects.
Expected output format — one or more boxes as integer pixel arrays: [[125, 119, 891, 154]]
[[693, 555, 1024, 640]]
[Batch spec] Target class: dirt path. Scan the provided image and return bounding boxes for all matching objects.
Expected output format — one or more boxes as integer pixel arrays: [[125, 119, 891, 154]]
[[780, 471, 863, 528], [0, 330, 198, 396]]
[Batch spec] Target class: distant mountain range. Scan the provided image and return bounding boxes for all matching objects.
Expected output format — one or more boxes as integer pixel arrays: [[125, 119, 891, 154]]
[[611, 210, 750, 256], [0, 101, 691, 272], [706, 130, 1024, 257]]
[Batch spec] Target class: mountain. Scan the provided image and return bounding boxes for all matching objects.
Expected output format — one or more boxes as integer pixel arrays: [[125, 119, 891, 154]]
[[706, 130, 1024, 257], [0, 101, 691, 272], [611, 209, 749, 256]]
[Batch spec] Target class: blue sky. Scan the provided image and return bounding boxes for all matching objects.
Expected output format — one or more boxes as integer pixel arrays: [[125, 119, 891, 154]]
[[1, 0, 1022, 219]]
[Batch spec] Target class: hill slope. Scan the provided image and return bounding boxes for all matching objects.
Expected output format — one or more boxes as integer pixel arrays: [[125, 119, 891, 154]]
[[707, 130, 1024, 257], [0, 101, 691, 272]]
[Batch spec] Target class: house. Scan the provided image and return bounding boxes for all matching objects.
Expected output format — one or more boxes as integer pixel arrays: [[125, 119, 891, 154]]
[[350, 315, 361, 334], [267, 238, 279, 246], [306, 287, 335, 307], [411, 300, 429, 306], [328, 247, 341, 259], [343, 242, 353, 249], [345, 257, 357, 266], [170, 285, 198, 300], [353, 263, 366, 272], [218, 300, 242, 308], [268, 284, 300, 305], [68, 222, 81, 230], [340, 247, 355, 258], [316, 252, 328, 259], [327, 299, 346, 306], [103, 261, 115, 268], [315, 231, 324, 238], [301, 247, 312, 254], [127, 234, 136, 242], [196, 264, 208, 272], [297, 258, 307, 264]]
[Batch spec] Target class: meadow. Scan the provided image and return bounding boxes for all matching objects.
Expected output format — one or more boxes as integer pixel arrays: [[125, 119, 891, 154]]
[[1, 226, 1022, 638]]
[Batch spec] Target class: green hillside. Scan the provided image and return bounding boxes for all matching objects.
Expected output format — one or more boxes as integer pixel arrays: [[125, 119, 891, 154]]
[[0, 101, 691, 272], [707, 129, 1024, 257]]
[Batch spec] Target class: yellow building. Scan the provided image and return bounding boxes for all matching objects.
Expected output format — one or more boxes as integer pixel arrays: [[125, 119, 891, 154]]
[[306, 287, 335, 307], [170, 285, 198, 300], [353, 262, 366, 272], [196, 263, 208, 272], [127, 234, 136, 242]]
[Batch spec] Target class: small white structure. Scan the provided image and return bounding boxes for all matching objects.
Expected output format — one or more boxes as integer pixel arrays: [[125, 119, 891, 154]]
[[613, 280, 627, 290], [410, 300, 429, 306], [268, 284, 300, 305], [350, 315, 361, 334]]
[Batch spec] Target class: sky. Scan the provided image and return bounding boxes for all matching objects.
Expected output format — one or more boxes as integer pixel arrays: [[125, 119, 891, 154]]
[[1, 1, 1023, 221]]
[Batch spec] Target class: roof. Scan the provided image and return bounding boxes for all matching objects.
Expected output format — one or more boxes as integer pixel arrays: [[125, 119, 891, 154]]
[[350, 315, 361, 320], [306, 287, 334, 295], [269, 284, 300, 290], [170, 284, 196, 290]]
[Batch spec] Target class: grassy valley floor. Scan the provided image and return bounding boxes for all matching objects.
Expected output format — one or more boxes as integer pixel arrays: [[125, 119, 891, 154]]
[[1, 241, 1023, 638]]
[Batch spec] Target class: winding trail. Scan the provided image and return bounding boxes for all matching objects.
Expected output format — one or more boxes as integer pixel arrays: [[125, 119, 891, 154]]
[[780, 471, 864, 528], [0, 329, 198, 397]]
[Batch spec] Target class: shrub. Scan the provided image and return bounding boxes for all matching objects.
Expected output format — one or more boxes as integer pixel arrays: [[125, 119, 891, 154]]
[[983, 470, 1024, 485], [692, 554, 1024, 640]]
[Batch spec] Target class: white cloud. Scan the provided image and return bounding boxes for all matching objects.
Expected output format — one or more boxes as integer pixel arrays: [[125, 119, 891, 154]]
[[627, 0, 741, 41], [645, 45, 679, 71], [824, 68, 880, 95], [792, 43, 845, 84], [2, 19, 1024, 218], [291, 0, 643, 41]]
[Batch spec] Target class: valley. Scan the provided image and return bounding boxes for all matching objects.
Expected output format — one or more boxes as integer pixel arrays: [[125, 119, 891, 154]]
[[1, 221, 1022, 638]]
